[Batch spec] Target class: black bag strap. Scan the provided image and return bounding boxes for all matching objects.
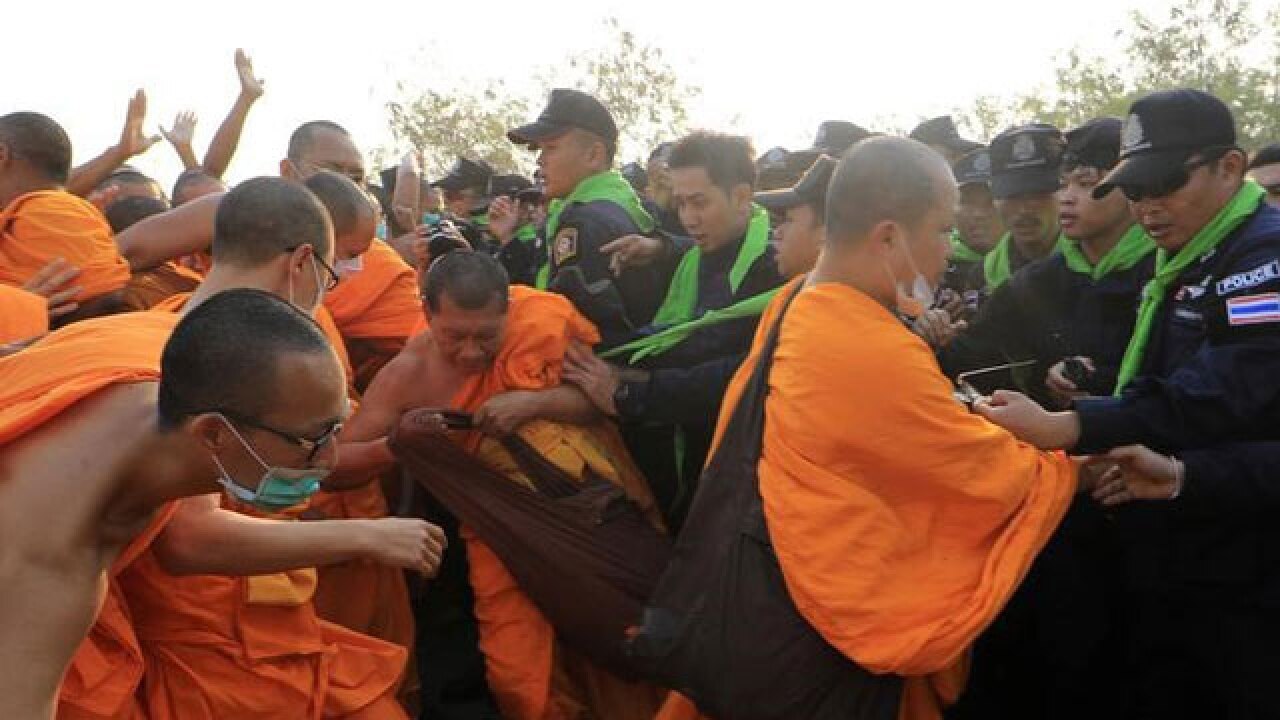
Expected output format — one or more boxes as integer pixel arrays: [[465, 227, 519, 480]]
[[704, 279, 806, 470]]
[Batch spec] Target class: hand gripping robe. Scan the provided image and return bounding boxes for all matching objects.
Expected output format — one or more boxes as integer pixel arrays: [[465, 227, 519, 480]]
[[323, 239, 423, 390], [0, 191, 131, 305], [647, 279, 1076, 720], [406, 286, 666, 720], [0, 311, 182, 719], [0, 283, 48, 344]]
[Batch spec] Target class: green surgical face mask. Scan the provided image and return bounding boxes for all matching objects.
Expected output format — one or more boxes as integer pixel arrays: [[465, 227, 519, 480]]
[[211, 415, 327, 512]]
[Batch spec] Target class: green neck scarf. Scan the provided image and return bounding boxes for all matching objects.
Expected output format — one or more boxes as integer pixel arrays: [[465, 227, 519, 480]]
[[1060, 225, 1156, 281], [983, 232, 1070, 290], [1113, 181, 1266, 394], [651, 204, 771, 327], [602, 288, 780, 364], [950, 230, 985, 264], [535, 171, 654, 289], [515, 223, 538, 244]]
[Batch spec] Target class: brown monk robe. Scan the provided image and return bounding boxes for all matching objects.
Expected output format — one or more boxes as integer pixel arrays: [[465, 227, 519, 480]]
[[0, 113, 132, 323], [333, 251, 665, 720]]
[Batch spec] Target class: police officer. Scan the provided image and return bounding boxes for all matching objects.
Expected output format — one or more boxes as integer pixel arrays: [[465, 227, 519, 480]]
[[984, 124, 1067, 291], [564, 131, 785, 530], [488, 173, 543, 286], [496, 88, 683, 346], [432, 156, 495, 251], [943, 147, 1003, 300], [979, 90, 1280, 720], [943, 117, 1154, 720]]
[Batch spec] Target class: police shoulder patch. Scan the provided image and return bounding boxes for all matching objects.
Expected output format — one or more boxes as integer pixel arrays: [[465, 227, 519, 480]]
[[1215, 259, 1280, 296], [553, 227, 579, 266]]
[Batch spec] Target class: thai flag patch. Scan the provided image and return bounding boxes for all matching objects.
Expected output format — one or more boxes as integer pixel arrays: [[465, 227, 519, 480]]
[[1226, 292, 1280, 326]]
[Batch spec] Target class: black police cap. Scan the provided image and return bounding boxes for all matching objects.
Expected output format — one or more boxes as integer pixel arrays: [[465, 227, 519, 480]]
[[508, 88, 619, 149], [911, 115, 983, 155], [952, 147, 992, 187], [432, 157, 494, 192], [804, 120, 872, 157], [988, 123, 1065, 199], [755, 155, 837, 212], [489, 173, 534, 197], [1094, 89, 1237, 199]]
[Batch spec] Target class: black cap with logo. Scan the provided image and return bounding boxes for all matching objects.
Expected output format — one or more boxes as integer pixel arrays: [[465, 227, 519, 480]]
[[755, 155, 837, 212], [508, 88, 619, 152], [988, 123, 1065, 199], [432, 157, 494, 193], [952, 148, 992, 187], [1093, 89, 1236, 199], [1063, 117, 1124, 173], [911, 115, 984, 156]]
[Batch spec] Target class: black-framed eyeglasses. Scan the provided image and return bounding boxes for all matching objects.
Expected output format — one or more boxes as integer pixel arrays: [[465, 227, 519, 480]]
[[284, 246, 340, 291], [1121, 146, 1236, 203], [213, 408, 343, 464]]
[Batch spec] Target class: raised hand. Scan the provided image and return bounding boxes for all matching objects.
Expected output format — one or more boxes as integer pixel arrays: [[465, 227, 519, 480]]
[[486, 195, 520, 245], [161, 111, 198, 149], [118, 89, 162, 158], [600, 234, 665, 275], [235, 48, 265, 100]]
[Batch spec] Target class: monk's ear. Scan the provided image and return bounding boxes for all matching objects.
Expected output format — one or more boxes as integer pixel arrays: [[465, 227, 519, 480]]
[[186, 413, 230, 452], [280, 158, 299, 181], [286, 243, 314, 274]]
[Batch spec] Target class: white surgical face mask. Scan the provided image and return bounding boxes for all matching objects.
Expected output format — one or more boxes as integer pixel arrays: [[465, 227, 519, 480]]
[[334, 255, 363, 279], [882, 234, 936, 315], [288, 253, 326, 313]]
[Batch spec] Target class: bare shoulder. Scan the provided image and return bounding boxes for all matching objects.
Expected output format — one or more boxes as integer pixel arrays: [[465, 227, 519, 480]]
[[1, 381, 157, 491]]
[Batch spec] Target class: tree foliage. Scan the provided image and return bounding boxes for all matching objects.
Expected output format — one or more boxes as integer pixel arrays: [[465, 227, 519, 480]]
[[959, 0, 1280, 147], [384, 17, 699, 178]]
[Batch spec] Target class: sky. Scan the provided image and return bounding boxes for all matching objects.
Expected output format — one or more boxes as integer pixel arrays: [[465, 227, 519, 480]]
[[3, 0, 1207, 191]]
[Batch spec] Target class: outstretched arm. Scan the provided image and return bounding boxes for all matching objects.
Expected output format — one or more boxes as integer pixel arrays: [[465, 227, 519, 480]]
[[201, 49, 264, 179], [66, 90, 161, 197], [115, 192, 221, 271]]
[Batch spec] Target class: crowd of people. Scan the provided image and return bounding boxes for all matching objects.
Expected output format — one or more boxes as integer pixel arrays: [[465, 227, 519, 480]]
[[2, 48, 1279, 720]]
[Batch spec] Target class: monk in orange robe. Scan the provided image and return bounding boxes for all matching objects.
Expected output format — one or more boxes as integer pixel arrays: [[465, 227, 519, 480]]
[[0, 113, 131, 322], [653, 138, 1077, 720], [335, 251, 664, 720], [119, 179, 440, 719]]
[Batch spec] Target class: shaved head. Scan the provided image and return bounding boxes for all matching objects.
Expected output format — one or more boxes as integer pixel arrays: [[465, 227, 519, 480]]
[[288, 120, 350, 162], [424, 250, 509, 313], [304, 170, 375, 239], [104, 195, 169, 233], [212, 177, 333, 268], [0, 112, 72, 184], [158, 288, 337, 428], [172, 169, 227, 207], [825, 136, 953, 243]]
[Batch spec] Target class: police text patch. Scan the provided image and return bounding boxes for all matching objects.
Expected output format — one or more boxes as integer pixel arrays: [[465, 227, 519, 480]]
[[1216, 260, 1280, 296], [553, 228, 578, 266]]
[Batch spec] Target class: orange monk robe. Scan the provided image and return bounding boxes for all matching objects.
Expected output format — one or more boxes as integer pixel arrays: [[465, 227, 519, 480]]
[[0, 190, 131, 302], [152, 292, 413, 653], [0, 311, 183, 720], [119, 500, 408, 720], [444, 286, 665, 720], [323, 239, 422, 390], [0, 283, 48, 344], [705, 279, 1075, 720]]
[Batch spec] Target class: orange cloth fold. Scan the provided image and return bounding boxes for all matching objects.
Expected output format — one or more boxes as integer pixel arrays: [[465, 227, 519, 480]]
[[442, 287, 663, 720], [0, 311, 182, 719], [121, 262, 204, 311], [712, 279, 1075, 720], [0, 190, 131, 301], [0, 282, 48, 344], [120, 524, 408, 719]]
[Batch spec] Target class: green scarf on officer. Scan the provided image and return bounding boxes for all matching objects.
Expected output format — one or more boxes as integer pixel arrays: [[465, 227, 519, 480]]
[[1113, 181, 1265, 394], [535, 170, 655, 288]]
